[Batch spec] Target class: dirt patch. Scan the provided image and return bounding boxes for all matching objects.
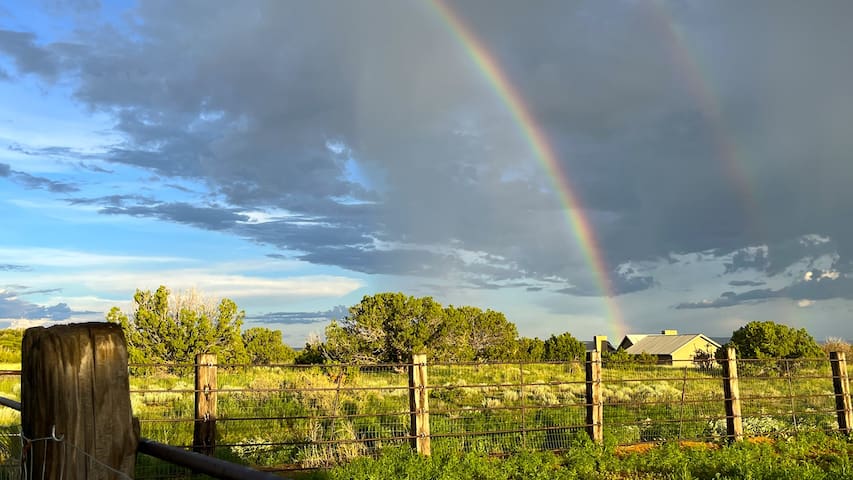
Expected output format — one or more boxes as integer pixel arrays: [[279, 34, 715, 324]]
[[615, 440, 720, 457]]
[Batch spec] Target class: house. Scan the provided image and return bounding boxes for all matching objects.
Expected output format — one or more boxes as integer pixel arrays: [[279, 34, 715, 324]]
[[618, 330, 721, 364]]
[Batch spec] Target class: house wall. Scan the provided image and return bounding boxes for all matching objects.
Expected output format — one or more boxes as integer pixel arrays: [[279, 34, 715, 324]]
[[671, 336, 719, 363]]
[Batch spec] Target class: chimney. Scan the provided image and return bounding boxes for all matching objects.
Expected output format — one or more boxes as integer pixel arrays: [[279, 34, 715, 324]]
[[593, 335, 608, 352], [661, 329, 678, 336]]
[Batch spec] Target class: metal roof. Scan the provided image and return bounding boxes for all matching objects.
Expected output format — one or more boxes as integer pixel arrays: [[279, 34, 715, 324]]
[[622, 334, 647, 346], [624, 334, 720, 356]]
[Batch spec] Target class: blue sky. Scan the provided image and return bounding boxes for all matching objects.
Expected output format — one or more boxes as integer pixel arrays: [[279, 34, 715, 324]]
[[2, 1, 853, 345]]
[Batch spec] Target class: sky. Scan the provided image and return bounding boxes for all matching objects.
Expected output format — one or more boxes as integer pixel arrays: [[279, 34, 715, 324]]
[[1, 0, 853, 346]]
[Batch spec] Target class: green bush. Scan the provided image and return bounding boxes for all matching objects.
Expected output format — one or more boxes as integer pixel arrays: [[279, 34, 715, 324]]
[[720, 321, 824, 360]]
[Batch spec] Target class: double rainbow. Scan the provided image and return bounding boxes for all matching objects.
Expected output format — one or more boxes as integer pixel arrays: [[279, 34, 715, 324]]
[[431, 0, 626, 337]]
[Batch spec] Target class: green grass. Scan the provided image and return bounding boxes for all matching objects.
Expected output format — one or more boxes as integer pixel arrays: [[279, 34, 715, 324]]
[[0, 359, 847, 471], [121, 359, 848, 469], [306, 432, 853, 480]]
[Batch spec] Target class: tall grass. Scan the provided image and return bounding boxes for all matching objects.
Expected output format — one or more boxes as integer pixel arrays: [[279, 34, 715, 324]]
[[0, 358, 846, 470]]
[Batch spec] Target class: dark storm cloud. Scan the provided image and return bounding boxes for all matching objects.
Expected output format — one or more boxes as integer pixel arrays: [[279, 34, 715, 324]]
[[675, 289, 779, 309], [99, 202, 249, 231], [0, 29, 60, 78], [728, 280, 765, 287], [556, 267, 655, 297], [164, 183, 194, 193], [3, 168, 78, 193], [9, 144, 96, 159], [299, 246, 458, 277], [723, 249, 769, 274], [67, 194, 157, 207], [5, 1, 853, 301], [0, 289, 92, 320], [4, 156, 80, 192], [248, 305, 349, 325], [676, 274, 853, 309], [39, 0, 101, 15], [77, 162, 112, 173]]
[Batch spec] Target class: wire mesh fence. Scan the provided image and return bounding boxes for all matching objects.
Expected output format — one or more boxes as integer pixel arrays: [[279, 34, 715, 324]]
[[427, 361, 587, 454], [735, 357, 839, 438], [602, 359, 727, 443], [130, 362, 414, 471], [0, 353, 850, 476]]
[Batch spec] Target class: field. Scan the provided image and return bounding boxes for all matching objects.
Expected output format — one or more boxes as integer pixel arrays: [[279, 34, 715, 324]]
[[0, 356, 849, 477], [128, 356, 845, 470]]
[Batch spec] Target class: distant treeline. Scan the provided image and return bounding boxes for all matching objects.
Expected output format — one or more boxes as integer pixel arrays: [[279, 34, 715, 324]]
[[0, 288, 848, 367]]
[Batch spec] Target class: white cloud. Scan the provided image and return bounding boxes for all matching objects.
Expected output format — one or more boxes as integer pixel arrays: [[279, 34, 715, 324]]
[[0, 247, 188, 268], [5, 318, 52, 329], [236, 208, 297, 224], [797, 299, 815, 308], [803, 269, 840, 281], [30, 270, 363, 300]]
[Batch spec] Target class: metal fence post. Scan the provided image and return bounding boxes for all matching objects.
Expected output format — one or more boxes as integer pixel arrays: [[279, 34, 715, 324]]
[[585, 350, 603, 444], [830, 351, 852, 435], [409, 353, 431, 455], [194, 353, 217, 455], [722, 347, 743, 442]]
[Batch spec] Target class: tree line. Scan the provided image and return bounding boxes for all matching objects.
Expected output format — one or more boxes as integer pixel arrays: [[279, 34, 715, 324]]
[[106, 286, 295, 365], [0, 287, 842, 366], [105, 288, 587, 365]]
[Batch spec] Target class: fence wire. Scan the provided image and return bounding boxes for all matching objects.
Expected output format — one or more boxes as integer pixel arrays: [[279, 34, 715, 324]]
[[0, 354, 849, 476], [603, 359, 727, 443], [427, 361, 587, 454], [130, 362, 413, 470], [735, 357, 838, 437]]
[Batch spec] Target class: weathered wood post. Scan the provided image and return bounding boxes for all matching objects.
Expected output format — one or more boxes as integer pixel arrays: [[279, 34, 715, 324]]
[[194, 353, 218, 455], [830, 351, 852, 435], [585, 350, 603, 444], [21, 322, 138, 479], [722, 347, 744, 442], [409, 353, 431, 455]]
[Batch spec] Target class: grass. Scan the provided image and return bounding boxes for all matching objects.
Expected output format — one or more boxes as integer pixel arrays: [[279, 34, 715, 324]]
[[123, 358, 846, 469], [0, 358, 847, 472], [303, 432, 853, 480]]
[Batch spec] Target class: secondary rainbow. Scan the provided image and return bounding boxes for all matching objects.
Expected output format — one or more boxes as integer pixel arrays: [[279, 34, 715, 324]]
[[431, 0, 627, 338], [645, 2, 761, 238]]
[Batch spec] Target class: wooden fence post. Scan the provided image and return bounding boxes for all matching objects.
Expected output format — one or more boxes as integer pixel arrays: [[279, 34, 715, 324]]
[[585, 350, 603, 444], [409, 353, 431, 455], [194, 353, 217, 455], [830, 351, 852, 435], [722, 347, 743, 442], [21, 323, 138, 479]]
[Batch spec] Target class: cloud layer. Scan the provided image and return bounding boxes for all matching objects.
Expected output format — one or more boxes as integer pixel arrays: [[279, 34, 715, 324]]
[[2, 1, 853, 335]]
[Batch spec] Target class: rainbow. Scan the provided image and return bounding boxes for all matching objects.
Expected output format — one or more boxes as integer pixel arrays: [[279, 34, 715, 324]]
[[644, 2, 760, 237], [430, 0, 627, 338]]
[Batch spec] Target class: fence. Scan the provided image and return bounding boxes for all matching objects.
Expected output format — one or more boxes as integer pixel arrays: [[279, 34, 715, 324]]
[[123, 348, 852, 472], [0, 323, 283, 480], [0, 347, 851, 476]]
